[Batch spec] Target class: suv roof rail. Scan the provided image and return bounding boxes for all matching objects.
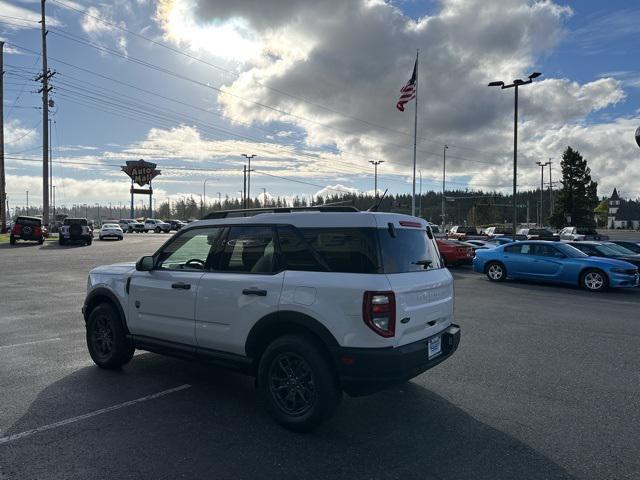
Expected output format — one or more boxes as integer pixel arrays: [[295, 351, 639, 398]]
[[203, 205, 359, 220]]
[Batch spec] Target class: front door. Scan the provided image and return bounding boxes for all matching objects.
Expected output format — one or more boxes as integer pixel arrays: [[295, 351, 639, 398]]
[[127, 226, 222, 345], [195, 225, 284, 355]]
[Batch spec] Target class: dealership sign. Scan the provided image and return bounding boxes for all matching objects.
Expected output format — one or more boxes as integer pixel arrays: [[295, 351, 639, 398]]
[[121, 159, 161, 187]]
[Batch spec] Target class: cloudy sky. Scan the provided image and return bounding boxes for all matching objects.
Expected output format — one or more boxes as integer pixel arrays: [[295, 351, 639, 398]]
[[1, 0, 639, 210]]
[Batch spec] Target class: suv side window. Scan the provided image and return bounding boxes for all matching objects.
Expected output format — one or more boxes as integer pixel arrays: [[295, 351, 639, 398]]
[[276, 226, 324, 272], [217, 226, 276, 274], [298, 228, 379, 274], [156, 227, 222, 271]]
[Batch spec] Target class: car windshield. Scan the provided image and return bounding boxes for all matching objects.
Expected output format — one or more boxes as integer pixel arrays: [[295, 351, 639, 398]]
[[592, 244, 623, 256], [605, 243, 637, 256], [556, 243, 588, 257], [64, 219, 87, 226], [529, 229, 553, 235], [378, 228, 440, 272]]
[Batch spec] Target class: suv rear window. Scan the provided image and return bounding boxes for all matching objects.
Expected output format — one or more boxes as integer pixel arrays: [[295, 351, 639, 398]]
[[378, 228, 437, 273], [64, 218, 88, 226], [298, 228, 380, 274], [15, 217, 41, 226]]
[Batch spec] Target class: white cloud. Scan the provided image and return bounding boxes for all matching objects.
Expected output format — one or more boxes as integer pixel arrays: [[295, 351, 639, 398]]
[[5, 120, 38, 148], [80, 6, 128, 56], [153, 0, 637, 196]]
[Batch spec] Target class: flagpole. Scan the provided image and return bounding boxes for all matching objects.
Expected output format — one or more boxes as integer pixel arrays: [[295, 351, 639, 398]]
[[411, 49, 419, 217]]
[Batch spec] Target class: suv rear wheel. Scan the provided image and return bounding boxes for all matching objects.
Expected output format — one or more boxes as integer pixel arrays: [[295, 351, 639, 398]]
[[258, 335, 341, 432], [86, 303, 134, 369], [9, 235, 15, 245]]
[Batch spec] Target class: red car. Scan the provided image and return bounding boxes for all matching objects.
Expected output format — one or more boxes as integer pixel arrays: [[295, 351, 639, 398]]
[[9, 216, 46, 245], [436, 239, 474, 267]]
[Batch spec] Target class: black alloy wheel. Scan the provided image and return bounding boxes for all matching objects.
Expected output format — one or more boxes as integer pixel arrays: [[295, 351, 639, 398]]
[[269, 352, 317, 417]]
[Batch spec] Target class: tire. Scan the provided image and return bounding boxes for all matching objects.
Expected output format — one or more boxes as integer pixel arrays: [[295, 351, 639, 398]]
[[38, 237, 44, 245], [486, 261, 506, 282], [99, 236, 103, 241], [9, 235, 15, 245], [581, 268, 608, 292], [86, 237, 93, 246], [86, 303, 134, 369], [155, 227, 161, 233], [59, 237, 66, 246], [258, 334, 341, 433]]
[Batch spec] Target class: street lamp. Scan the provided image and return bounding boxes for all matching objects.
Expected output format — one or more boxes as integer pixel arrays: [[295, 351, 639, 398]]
[[489, 71, 541, 239], [368, 160, 384, 198], [202, 178, 216, 218], [536, 160, 550, 226]]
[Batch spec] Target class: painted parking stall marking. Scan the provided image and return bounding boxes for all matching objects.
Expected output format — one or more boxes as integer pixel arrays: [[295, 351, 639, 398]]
[[0, 338, 62, 350], [0, 384, 191, 445]]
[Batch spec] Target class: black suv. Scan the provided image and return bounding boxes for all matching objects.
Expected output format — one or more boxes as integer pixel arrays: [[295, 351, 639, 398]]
[[10, 216, 45, 245], [59, 218, 93, 245]]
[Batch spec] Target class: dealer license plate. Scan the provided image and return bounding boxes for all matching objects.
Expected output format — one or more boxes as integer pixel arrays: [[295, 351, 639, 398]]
[[428, 336, 442, 359]]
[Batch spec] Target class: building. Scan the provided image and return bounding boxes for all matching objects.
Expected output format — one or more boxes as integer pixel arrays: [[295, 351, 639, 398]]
[[608, 188, 640, 229]]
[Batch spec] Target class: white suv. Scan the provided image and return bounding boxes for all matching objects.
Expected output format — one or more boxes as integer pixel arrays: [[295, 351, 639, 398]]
[[82, 207, 461, 431], [144, 218, 171, 233]]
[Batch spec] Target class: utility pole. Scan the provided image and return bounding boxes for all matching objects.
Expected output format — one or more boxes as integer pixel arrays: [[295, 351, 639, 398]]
[[442, 144, 448, 227], [52, 185, 55, 218], [418, 170, 423, 218], [26, 190, 29, 215], [37, 0, 54, 226], [368, 160, 384, 198], [536, 160, 550, 226], [217, 192, 221, 207], [548, 159, 553, 213], [242, 154, 256, 206], [0, 41, 5, 233], [49, 118, 52, 220], [261, 187, 267, 206]]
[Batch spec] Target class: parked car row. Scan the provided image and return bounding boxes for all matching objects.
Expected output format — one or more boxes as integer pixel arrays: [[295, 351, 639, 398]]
[[472, 240, 640, 292], [118, 218, 187, 233]]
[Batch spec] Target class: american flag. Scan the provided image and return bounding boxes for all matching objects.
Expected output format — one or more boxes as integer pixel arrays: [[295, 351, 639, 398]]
[[396, 58, 417, 112]]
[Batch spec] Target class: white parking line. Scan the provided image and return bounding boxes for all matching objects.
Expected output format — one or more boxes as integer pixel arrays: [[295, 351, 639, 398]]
[[0, 384, 191, 445], [0, 337, 62, 350]]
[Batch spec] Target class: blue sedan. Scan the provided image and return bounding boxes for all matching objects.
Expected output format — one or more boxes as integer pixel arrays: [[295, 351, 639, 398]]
[[473, 241, 639, 292]]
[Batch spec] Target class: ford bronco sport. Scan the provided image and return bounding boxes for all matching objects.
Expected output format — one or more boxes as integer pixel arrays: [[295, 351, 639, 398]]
[[82, 207, 460, 431]]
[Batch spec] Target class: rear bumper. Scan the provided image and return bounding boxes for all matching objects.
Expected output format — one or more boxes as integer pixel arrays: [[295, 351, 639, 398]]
[[332, 324, 461, 396]]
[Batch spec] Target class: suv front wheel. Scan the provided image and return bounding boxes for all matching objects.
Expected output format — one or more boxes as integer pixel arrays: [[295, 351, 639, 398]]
[[86, 303, 134, 369], [258, 335, 341, 432]]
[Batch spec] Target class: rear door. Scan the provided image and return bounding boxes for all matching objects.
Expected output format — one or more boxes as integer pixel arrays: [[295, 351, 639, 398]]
[[377, 222, 454, 348], [195, 225, 284, 355]]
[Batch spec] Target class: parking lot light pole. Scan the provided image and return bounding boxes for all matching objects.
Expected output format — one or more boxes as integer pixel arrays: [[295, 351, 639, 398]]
[[368, 160, 383, 198], [489, 72, 541, 239], [536, 160, 550, 225]]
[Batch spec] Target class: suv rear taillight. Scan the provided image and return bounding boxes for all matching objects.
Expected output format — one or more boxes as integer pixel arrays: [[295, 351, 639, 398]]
[[363, 291, 396, 338], [12, 224, 22, 233]]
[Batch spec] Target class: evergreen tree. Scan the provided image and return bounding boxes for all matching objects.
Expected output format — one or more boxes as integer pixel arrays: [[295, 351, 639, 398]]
[[549, 147, 598, 228]]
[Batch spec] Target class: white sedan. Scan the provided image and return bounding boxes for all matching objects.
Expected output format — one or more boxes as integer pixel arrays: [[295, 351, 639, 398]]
[[99, 223, 124, 241]]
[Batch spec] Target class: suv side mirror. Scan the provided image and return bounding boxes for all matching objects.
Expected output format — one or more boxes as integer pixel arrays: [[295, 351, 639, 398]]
[[136, 256, 155, 271]]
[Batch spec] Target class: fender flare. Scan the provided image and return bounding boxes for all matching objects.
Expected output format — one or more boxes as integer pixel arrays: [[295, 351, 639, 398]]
[[245, 310, 339, 360], [83, 286, 129, 334]]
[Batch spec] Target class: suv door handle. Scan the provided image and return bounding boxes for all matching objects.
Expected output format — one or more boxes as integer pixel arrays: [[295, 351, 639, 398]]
[[171, 282, 191, 290], [242, 288, 267, 296]]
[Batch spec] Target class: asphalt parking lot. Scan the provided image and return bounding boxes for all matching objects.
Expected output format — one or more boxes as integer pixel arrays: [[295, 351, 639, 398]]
[[1, 233, 639, 480]]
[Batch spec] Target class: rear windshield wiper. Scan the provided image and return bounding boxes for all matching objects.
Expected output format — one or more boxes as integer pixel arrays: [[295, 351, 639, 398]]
[[412, 260, 432, 269]]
